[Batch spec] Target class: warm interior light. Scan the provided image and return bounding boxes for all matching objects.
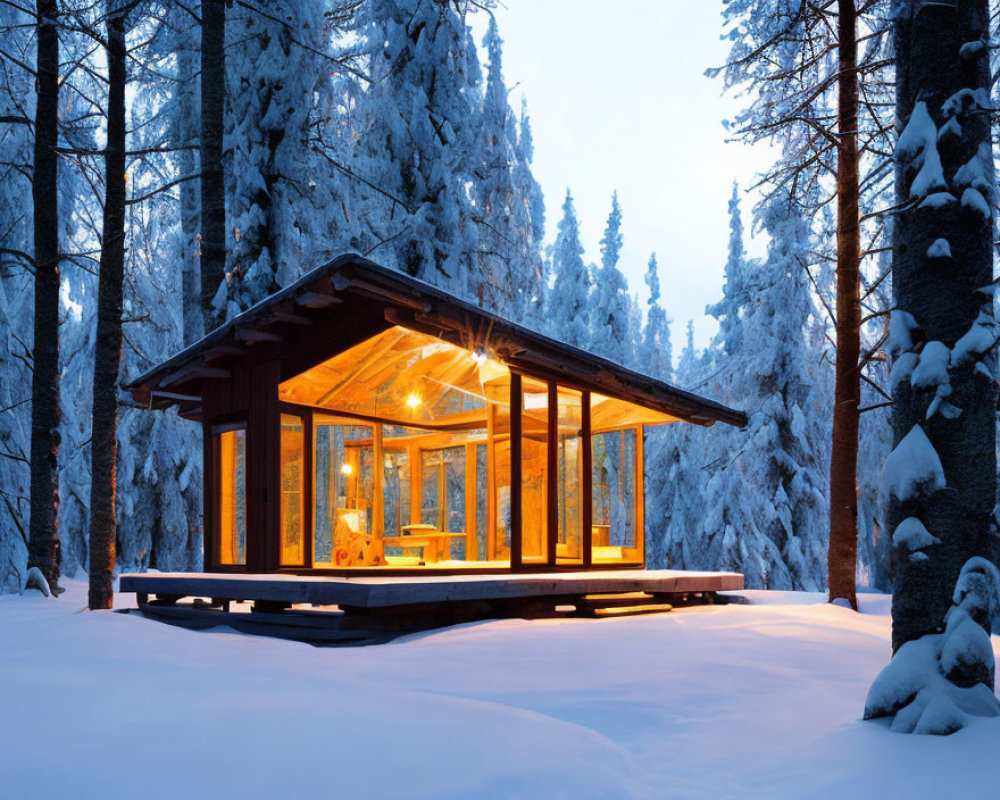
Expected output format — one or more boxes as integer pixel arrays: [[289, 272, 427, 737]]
[[406, 392, 421, 409], [471, 350, 487, 366], [340, 463, 353, 476]]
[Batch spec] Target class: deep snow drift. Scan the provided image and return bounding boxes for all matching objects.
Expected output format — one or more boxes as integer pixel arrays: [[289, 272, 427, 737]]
[[2, 581, 998, 799]]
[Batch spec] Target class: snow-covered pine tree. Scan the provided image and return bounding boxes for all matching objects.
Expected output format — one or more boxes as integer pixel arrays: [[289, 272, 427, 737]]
[[221, 0, 332, 318], [640, 252, 672, 381], [647, 321, 708, 568], [472, 15, 518, 313], [706, 183, 747, 358], [548, 190, 590, 348], [351, 0, 482, 295], [511, 100, 546, 326], [882, 0, 997, 656], [698, 190, 829, 590], [589, 192, 631, 364]]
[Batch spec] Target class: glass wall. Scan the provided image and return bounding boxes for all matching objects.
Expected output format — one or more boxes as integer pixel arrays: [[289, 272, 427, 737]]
[[492, 401, 512, 562], [280, 414, 306, 566], [520, 377, 548, 564], [313, 416, 377, 567], [591, 422, 639, 563], [216, 426, 246, 566], [556, 387, 584, 563]]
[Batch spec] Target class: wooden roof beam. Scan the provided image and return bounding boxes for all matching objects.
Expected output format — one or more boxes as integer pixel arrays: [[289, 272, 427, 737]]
[[160, 364, 231, 389], [236, 328, 282, 345], [295, 291, 341, 309], [270, 310, 313, 327]]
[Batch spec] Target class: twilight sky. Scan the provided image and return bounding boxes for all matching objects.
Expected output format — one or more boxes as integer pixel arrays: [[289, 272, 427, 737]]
[[471, 1, 775, 352]]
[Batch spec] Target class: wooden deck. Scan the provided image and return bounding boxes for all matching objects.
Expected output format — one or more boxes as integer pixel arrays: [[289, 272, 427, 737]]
[[120, 570, 744, 646]]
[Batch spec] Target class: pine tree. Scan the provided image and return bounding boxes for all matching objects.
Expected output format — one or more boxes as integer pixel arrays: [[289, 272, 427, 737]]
[[221, 0, 331, 317], [27, 0, 62, 593], [352, 0, 482, 294], [640, 252, 672, 381], [548, 190, 590, 348], [706, 183, 746, 358], [88, 0, 129, 610], [511, 101, 546, 326], [698, 191, 828, 589], [589, 192, 630, 363], [200, 0, 226, 329]]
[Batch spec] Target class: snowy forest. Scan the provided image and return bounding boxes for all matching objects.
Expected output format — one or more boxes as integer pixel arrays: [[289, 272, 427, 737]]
[[0, 0, 994, 606]]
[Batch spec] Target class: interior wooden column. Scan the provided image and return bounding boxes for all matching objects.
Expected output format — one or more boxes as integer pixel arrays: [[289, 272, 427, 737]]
[[373, 423, 385, 563], [486, 402, 497, 559], [464, 442, 477, 560]]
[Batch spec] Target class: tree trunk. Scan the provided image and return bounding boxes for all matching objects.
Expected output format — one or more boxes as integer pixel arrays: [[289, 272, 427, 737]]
[[200, 0, 226, 332], [88, 1, 127, 610], [27, 0, 61, 592], [178, 38, 203, 347], [827, 0, 861, 610], [890, 0, 996, 652]]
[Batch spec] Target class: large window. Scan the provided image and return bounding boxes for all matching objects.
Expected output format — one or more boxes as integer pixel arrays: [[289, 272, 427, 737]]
[[280, 414, 306, 566], [215, 425, 246, 566], [520, 376, 548, 564], [591, 423, 640, 563], [556, 387, 584, 563], [313, 417, 377, 567]]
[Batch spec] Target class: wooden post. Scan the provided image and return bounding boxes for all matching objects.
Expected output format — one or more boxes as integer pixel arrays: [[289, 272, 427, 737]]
[[408, 442, 422, 529], [546, 382, 558, 566], [510, 373, 522, 569], [486, 402, 497, 560], [634, 424, 645, 566], [582, 391, 592, 569], [464, 442, 477, 561], [373, 423, 385, 563], [248, 352, 280, 572]]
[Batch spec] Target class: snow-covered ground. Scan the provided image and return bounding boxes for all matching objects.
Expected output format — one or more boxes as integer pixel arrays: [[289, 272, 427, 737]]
[[2, 582, 998, 799]]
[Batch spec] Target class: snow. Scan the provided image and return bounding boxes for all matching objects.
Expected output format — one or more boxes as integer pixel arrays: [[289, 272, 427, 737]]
[[892, 517, 941, 556], [941, 87, 992, 119], [881, 424, 946, 502], [4, 581, 1000, 798], [865, 559, 1000, 735], [926, 239, 951, 258], [959, 40, 987, 59], [888, 309, 919, 360], [952, 310, 997, 367], [961, 187, 991, 219], [918, 191, 957, 209], [896, 101, 946, 198], [910, 340, 950, 389]]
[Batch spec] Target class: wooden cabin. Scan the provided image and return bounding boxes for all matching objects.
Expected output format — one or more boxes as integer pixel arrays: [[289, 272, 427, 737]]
[[127, 255, 746, 576]]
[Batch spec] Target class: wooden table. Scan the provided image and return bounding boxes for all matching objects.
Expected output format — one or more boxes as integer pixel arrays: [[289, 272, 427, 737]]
[[384, 526, 465, 563]]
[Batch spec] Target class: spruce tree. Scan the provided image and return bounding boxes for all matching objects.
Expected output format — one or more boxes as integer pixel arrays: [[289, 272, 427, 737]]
[[548, 190, 590, 349], [589, 193, 630, 363], [640, 253, 672, 381]]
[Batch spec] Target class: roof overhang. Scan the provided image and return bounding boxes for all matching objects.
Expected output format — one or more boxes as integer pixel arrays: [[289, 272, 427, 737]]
[[125, 254, 748, 429]]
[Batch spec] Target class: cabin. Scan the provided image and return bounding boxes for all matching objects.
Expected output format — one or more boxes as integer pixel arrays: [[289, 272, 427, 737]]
[[126, 255, 746, 579]]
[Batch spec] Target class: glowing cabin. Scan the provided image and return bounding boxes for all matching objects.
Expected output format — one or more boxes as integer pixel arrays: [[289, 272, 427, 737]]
[[127, 255, 746, 575]]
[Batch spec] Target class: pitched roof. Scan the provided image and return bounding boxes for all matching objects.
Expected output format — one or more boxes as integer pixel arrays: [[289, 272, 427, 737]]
[[126, 254, 747, 428]]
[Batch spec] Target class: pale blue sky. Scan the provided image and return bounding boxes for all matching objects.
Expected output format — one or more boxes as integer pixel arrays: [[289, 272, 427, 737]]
[[471, 1, 774, 352]]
